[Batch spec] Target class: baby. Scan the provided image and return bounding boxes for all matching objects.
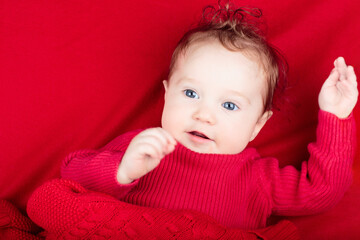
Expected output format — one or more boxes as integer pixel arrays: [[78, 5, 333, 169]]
[[61, 4, 358, 230]]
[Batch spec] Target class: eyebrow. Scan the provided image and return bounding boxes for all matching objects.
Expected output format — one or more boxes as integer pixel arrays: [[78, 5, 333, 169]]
[[173, 77, 195, 85], [226, 90, 251, 105]]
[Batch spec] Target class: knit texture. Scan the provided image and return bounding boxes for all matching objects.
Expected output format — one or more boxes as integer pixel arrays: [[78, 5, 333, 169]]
[[0, 200, 42, 239], [61, 110, 355, 229], [27, 178, 299, 239]]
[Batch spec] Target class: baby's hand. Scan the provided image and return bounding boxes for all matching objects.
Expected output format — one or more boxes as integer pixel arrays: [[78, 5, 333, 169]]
[[117, 128, 177, 184], [319, 57, 358, 118]]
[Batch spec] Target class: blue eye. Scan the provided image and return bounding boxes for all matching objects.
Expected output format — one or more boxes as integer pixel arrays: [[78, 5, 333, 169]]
[[222, 102, 239, 111], [184, 89, 199, 99]]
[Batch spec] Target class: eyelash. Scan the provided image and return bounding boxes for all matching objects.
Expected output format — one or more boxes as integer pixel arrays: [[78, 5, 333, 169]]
[[222, 102, 239, 111], [184, 89, 199, 99], [183, 89, 239, 111]]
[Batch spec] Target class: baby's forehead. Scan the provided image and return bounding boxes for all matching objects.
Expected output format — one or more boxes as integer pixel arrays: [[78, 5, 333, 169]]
[[176, 43, 266, 83], [180, 40, 265, 69], [175, 40, 266, 78]]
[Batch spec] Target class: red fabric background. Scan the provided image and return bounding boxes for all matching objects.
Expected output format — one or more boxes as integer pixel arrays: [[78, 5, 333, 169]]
[[0, 0, 359, 238]]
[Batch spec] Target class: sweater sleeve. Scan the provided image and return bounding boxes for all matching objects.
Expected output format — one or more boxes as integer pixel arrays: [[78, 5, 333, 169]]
[[60, 129, 142, 199], [257, 110, 356, 216]]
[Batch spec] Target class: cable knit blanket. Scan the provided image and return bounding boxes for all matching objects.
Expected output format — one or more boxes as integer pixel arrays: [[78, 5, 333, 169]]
[[0, 179, 299, 239]]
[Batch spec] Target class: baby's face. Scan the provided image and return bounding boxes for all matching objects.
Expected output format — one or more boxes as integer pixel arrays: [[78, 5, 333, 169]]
[[161, 41, 271, 154]]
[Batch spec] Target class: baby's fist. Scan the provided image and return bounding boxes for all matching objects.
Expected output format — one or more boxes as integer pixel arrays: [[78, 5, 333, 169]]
[[319, 57, 358, 119], [117, 128, 177, 184]]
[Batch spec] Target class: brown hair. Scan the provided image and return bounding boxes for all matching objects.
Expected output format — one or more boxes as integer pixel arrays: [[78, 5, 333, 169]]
[[168, 1, 287, 112]]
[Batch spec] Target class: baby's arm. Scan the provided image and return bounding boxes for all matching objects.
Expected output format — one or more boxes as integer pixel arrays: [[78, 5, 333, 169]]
[[61, 130, 139, 198], [258, 111, 356, 216], [61, 128, 174, 199], [319, 57, 358, 118], [257, 58, 357, 216], [117, 128, 176, 184]]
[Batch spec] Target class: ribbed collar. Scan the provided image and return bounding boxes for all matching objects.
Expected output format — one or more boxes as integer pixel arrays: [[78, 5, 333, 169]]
[[166, 142, 259, 169]]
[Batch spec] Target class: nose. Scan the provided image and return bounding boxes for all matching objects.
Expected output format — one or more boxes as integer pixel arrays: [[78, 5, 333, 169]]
[[192, 105, 216, 125]]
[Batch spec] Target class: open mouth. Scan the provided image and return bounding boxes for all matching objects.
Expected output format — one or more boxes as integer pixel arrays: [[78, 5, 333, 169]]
[[188, 131, 210, 140]]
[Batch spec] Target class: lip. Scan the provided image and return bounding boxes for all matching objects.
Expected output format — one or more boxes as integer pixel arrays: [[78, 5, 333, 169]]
[[187, 131, 213, 144]]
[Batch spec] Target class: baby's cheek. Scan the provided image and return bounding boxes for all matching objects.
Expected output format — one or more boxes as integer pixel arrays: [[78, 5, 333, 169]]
[[162, 111, 179, 135], [221, 127, 250, 154]]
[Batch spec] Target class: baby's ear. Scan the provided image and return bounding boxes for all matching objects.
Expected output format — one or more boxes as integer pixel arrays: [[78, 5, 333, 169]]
[[250, 110, 272, 141], [163, 80, 169, 92]]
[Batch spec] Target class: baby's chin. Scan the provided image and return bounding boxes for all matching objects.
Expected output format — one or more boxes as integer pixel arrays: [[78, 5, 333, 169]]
[[184, 144, 219, 154], [177, 139, 228, 155], [179, 140, 247, 155], [174, 138, 214, 154]]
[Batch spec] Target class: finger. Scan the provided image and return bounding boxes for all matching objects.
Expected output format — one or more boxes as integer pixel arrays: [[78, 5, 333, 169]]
[[335, 57, 347, 81], [138, 143, 164, 171], [137, 128, 177, 156], [137, 136, 168, 158], [137, 141, 164, 160], [141, 128, 169, 149], [140, 130, 175, 156], [144, 128, 177, 152], [141, 143, 159, 159], [336, 78, 353, 94], [334, 56, 346, 68], [157, 129, 177, 154], [158, 128, 177, 146], [323, 68, 339, 87], [336, 78, 359, 104], [346, 65, 357, 86]]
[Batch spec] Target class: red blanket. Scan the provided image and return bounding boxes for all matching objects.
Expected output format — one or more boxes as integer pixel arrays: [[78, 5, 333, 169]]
[[0, 179, 298, 239]]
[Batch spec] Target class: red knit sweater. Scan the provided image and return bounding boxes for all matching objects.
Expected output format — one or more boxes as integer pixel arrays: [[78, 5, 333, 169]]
[[61, 110, 355, 229]]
